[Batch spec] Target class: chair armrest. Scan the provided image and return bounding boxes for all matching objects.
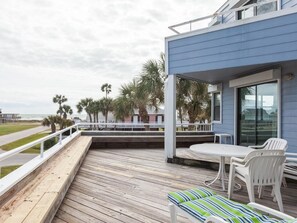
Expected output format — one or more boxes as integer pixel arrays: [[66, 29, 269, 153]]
[[205, 216, 228, 223], [230, 157, 245, 164], [248, 145, 264, 149], [247, 202, 295, 220]]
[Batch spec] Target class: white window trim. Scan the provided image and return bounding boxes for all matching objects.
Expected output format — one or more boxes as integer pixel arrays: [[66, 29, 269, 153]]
[[212, 91, 223, 124], [232, 69, 281, 144]]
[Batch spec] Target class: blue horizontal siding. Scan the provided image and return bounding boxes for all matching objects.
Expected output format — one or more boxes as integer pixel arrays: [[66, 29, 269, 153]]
[[213, 81, 234, 135], [213, 63, 297, 153], [168, 11, 297, 75], [281, 62, 297, 153]]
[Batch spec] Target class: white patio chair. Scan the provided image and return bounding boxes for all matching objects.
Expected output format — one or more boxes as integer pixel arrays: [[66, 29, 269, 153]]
[[284, 152, 297, 183], [248, 138, 288, 151], [228, 150, 286, 212]]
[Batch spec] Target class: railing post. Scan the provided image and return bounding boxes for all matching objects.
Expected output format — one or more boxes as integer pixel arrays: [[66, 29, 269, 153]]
[[40, 142, 44, 158], [76, 125, 79, 132], [70, 128, 72, 137], [59, 133, 62, 145]]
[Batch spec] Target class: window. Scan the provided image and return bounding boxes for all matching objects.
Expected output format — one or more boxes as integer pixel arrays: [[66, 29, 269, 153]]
[[237, 82, 278, 146], [213, 92, 221, 122], [237, 0, 277, 20]]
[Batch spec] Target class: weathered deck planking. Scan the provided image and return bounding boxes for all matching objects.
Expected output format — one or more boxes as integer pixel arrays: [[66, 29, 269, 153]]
[[54, 148, 297, 222], [0, 136, 92, 223]]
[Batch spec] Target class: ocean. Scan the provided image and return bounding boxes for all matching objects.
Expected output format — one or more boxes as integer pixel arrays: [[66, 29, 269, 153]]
[[20, 114, 87, 121]]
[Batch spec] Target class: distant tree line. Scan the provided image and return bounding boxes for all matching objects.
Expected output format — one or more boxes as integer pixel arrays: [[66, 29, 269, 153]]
[[42, 52, 210, 133]]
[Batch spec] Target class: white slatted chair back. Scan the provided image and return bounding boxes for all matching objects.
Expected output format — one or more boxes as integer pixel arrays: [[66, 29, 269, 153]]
[[229, 150, 286, 212], [245, 155, 286, 186], [262, 138, 288, 151], [243, 149, 284, 163]]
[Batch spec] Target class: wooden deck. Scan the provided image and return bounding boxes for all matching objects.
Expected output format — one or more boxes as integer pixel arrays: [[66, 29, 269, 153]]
[[0, 136, 92, 223], [53, 148, 297, 223]]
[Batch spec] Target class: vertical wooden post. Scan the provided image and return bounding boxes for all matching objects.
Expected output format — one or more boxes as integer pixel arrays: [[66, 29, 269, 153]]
[[165, 74, 176, 161]]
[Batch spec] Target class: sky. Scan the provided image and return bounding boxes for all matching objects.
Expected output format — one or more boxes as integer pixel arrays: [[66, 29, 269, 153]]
[[0, 0, 225, 114]]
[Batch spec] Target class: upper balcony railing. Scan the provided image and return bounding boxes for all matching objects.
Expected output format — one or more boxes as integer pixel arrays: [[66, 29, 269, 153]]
[[168, 0, 279, 35]]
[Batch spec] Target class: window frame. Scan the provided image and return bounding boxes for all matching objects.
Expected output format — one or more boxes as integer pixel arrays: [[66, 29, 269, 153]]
[[212, 91, 222, 124]]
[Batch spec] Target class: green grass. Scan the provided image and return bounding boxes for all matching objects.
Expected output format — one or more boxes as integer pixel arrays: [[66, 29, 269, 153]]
[[0, 165, 21, 178], [0, 123, 39, 136], [1, 133, 50, 154]]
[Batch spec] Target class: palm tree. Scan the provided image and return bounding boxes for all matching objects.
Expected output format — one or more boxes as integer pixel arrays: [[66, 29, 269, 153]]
[[183, 81, 210, 128], [100, 83, 112, 126], [101, 83, 112, 99], [76, 98, 94, 123], [42, 115, 61, 133], [175, 78, 211, 130], [53, 95, 68, 117], [61, 105, 73, 119], [99, 97, 113, 125], [113, 83, 135, 122], [176, 77, 191, 126], [138, 53, 166, 110], [113, 79, 150, 129]]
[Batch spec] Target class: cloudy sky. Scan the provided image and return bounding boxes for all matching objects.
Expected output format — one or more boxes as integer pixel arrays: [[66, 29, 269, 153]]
[[0, 0, 224, 114]]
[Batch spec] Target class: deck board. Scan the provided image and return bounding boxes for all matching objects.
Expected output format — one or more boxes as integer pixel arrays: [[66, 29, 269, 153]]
[[54, 148, 297, 222]]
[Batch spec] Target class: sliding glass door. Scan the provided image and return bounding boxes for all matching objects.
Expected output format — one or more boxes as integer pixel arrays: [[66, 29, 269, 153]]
[[238, 82, 278, 146]]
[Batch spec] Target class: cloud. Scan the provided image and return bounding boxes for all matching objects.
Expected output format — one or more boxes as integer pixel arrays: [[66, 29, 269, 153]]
[[0, 0, 225, 114]]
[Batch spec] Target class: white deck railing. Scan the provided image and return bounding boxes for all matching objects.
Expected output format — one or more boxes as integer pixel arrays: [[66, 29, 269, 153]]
[[168, 0, 278, 34], [0, 122, 212, 195]]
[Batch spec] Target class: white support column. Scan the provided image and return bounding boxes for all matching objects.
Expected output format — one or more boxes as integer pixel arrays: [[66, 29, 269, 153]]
[[165, 74, 176, 161]]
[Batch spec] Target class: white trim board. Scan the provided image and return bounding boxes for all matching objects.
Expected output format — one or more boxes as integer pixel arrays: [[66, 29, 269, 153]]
[[229, 69, 281, 88]]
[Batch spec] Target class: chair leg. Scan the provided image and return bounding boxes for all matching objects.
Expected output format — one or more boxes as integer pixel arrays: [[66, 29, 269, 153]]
[[246, 180, 255, 202], [282, 177, 287, 188], [169, 203, 177, 223], [228, 166, 235, 199], [273, 184, 284, 212], [258, 186, 264, 199]]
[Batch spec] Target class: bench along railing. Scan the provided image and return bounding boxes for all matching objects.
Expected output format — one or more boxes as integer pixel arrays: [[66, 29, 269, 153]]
[[0, 125, 80, 197], [169, 0, 278, 34]]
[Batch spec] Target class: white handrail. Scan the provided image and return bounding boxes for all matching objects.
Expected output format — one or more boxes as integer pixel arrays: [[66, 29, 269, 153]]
[[0, 125, 77, 162], [169, 0, 278, 34], [0, 122, 212, 166]]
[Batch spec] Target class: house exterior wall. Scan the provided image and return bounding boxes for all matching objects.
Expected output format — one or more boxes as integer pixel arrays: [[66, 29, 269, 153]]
[[168, 10, 297, 75], [213, 62, 297, 153], [281, 62, 297, 153], [213, 81, 234, 135]]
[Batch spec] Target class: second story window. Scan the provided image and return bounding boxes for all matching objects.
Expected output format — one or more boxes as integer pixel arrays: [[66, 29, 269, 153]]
[[237, 0, 277, 20]]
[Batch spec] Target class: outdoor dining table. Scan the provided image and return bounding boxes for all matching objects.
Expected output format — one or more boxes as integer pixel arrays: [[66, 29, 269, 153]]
[[189, 143, 254, 191]]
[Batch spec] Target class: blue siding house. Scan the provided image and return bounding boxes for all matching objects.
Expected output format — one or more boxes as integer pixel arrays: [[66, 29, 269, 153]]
[[165, 0, 297, 159]]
